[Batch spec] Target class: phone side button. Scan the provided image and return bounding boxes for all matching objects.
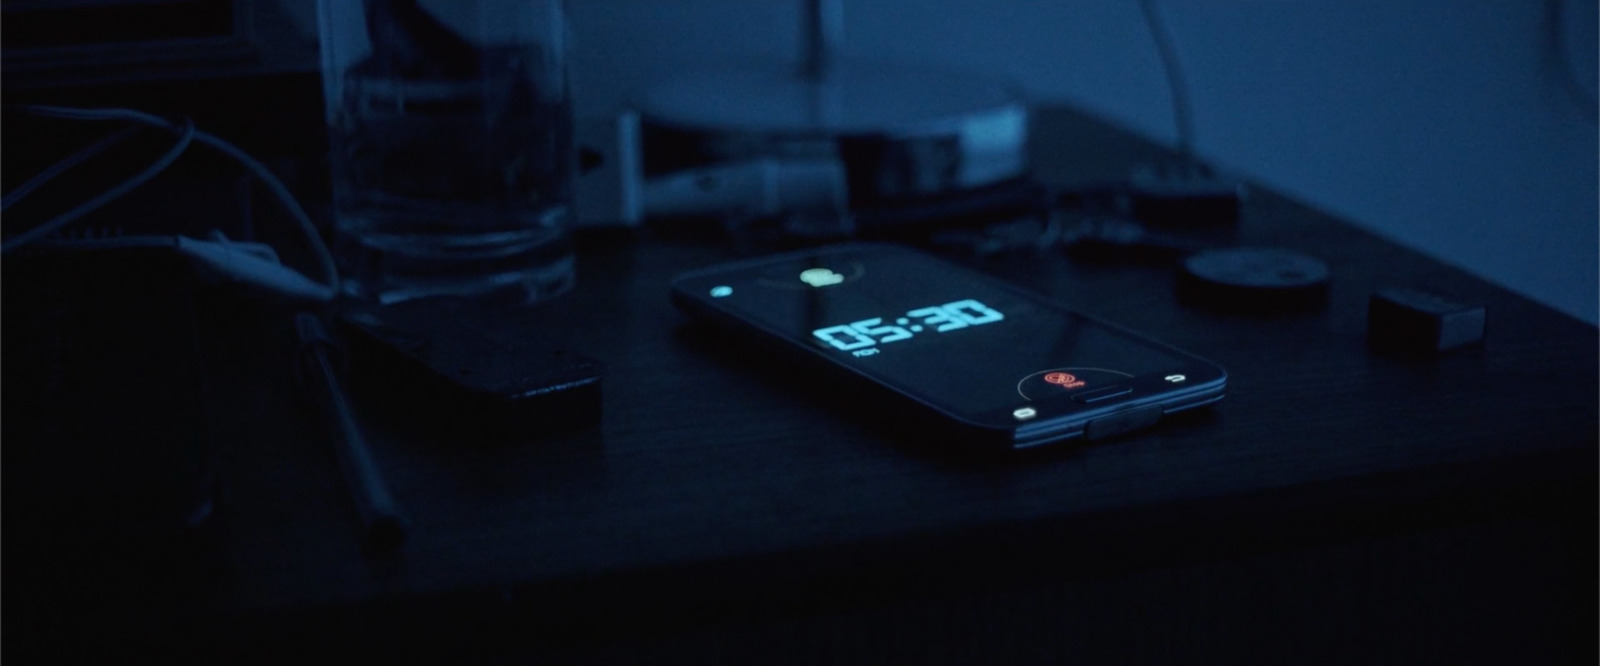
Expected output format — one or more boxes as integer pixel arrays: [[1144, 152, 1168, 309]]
[[1072, 385, 1133, 404], [1084, 404, 1163, 441]]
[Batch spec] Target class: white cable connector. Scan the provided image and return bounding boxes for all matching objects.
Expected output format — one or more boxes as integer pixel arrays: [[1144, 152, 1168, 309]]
[[31, 233, 338, 303], [176, 235, 338, 302], [574, 111, 643, 227]]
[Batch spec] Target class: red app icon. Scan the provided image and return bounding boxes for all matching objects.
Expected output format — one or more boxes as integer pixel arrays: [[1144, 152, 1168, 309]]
[[1044, 372, 1085, 389]]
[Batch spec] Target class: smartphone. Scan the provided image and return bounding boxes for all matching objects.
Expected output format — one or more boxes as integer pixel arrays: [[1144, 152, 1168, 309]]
[[670, 242, 1227, 450]]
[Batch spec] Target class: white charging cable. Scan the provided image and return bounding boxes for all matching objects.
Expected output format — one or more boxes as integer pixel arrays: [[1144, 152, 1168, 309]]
[[2, 125, 143, 213], [2, 105, 341, 302]]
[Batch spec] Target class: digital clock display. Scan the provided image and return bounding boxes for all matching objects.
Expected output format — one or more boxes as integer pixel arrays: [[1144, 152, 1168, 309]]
[[674, 244, 1218, 424], [811, 299, 1005, 351]]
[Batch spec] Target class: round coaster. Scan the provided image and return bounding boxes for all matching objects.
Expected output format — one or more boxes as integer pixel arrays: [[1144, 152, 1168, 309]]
[[1177, 247, 1330, 311]]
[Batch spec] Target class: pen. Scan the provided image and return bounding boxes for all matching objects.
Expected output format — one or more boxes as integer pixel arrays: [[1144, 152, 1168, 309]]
[[294, 312, 409, 553]]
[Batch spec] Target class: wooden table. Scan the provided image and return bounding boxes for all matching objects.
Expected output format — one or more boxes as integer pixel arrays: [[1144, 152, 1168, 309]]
[[7, 105, 1594, 665]]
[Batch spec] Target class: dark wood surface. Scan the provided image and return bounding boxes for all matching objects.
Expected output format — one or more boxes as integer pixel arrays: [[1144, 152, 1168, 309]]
[[7, 105, 1595, 663]]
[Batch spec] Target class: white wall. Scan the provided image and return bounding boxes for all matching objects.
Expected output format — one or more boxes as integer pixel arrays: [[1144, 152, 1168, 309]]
[[286, 0, 1599, 323], [1152, 1, 1598, 325]]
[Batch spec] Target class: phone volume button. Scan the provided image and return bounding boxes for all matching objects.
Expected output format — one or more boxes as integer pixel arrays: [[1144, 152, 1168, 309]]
[[1083, 404, 1163, 441]]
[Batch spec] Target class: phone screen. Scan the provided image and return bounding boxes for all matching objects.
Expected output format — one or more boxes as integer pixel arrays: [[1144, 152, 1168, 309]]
[[674, 244, 1225, 431]]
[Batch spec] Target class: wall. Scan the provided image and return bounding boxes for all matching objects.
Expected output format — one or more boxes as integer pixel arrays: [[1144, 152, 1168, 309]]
[[283, 0, 1599, 323]]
